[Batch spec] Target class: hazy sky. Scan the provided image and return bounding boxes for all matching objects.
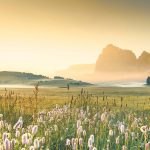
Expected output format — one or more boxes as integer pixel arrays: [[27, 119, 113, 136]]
[[0, 0, 150, 76]]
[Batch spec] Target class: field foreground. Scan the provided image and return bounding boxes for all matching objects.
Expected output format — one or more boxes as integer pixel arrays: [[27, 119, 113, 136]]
[[0, 86, 150, 149]]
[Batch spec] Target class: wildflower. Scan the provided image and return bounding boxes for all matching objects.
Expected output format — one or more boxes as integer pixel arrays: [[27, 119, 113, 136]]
[[120, 124, 125, 133], [41, 137, 45, 144], [77, 120, 81, 128], [60, 137, 63, 141], [39, 111, 46, 122], [106, 144, 109, 150], [131, 132, 135, 140], [29, 146, 35, 150], [71, 138, 75, 146], [101, 112, 107, 122], [0, 144, 4, 150], [22, 133, 28, 145], [66, 139, 70, 146], [13, 117, 23, 130], [88, 137, 93, 148], [90, 135, 94, 143], [32, 125, 38, 135], [77, 126, 83, 137], [140, 125, 148, 133], [34, 138, 40, 149], [73, 142, 77, 150], [109, 129, 113, 136], [83, 130, 86, 137], [11, 139, 16, 148], [122, 145, 127, 150], [116, 136, 119, 144], [15, 130, 20, 138], [66, 128, 68, 132], [145, 142, 150, 150], [4, 139, 11, 150], [2, 132, 8, 141], [79, 138, 83, 146], [107, 139, 110, 143]]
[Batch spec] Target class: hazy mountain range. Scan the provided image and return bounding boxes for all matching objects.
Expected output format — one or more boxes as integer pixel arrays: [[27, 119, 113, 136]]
[[1, 44, 150, 84], [57, 64, 95, 79], [57, 44, 150, 82], [96, 44, 150, 73]]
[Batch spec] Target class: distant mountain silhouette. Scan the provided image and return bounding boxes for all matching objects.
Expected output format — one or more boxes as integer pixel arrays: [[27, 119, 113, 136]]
[[95, 44, 137, 72], [138, 51, 150, 71], [95, 44, 150, 73], [56, 64, 95, 79], [55, 44, 150, 82]]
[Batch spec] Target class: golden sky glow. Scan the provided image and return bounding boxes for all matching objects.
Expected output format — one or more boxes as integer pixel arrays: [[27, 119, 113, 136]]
[[0, 0, 150, 75]]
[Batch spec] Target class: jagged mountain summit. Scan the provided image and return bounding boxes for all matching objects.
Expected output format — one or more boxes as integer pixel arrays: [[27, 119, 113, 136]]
[[95, 44, 150, 73]]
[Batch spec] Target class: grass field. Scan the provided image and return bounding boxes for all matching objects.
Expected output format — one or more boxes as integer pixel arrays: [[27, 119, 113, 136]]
[[0, 86, 150, 149]]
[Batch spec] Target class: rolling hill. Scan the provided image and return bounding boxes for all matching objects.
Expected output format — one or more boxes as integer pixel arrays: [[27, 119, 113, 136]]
[[0, 71, 92, 87]]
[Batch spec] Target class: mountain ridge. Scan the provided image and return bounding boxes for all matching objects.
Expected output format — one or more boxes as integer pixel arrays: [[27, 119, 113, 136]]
[[56, 44, 150, 82], [95, 44, 150, 73]]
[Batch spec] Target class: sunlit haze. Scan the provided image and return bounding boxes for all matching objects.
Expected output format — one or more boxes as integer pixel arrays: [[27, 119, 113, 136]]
[[0, 0, 150, 76]]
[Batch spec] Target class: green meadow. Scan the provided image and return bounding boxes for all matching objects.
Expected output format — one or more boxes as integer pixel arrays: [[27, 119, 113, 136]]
[[0, 86, 150, 149]]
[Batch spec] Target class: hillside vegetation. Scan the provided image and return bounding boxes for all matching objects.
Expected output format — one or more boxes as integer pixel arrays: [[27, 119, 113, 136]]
[[0, 71, 92, 87]]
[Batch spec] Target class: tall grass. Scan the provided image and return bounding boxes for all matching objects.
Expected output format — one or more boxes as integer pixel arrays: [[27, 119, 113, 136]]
[[0, 87, 150, 149]]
